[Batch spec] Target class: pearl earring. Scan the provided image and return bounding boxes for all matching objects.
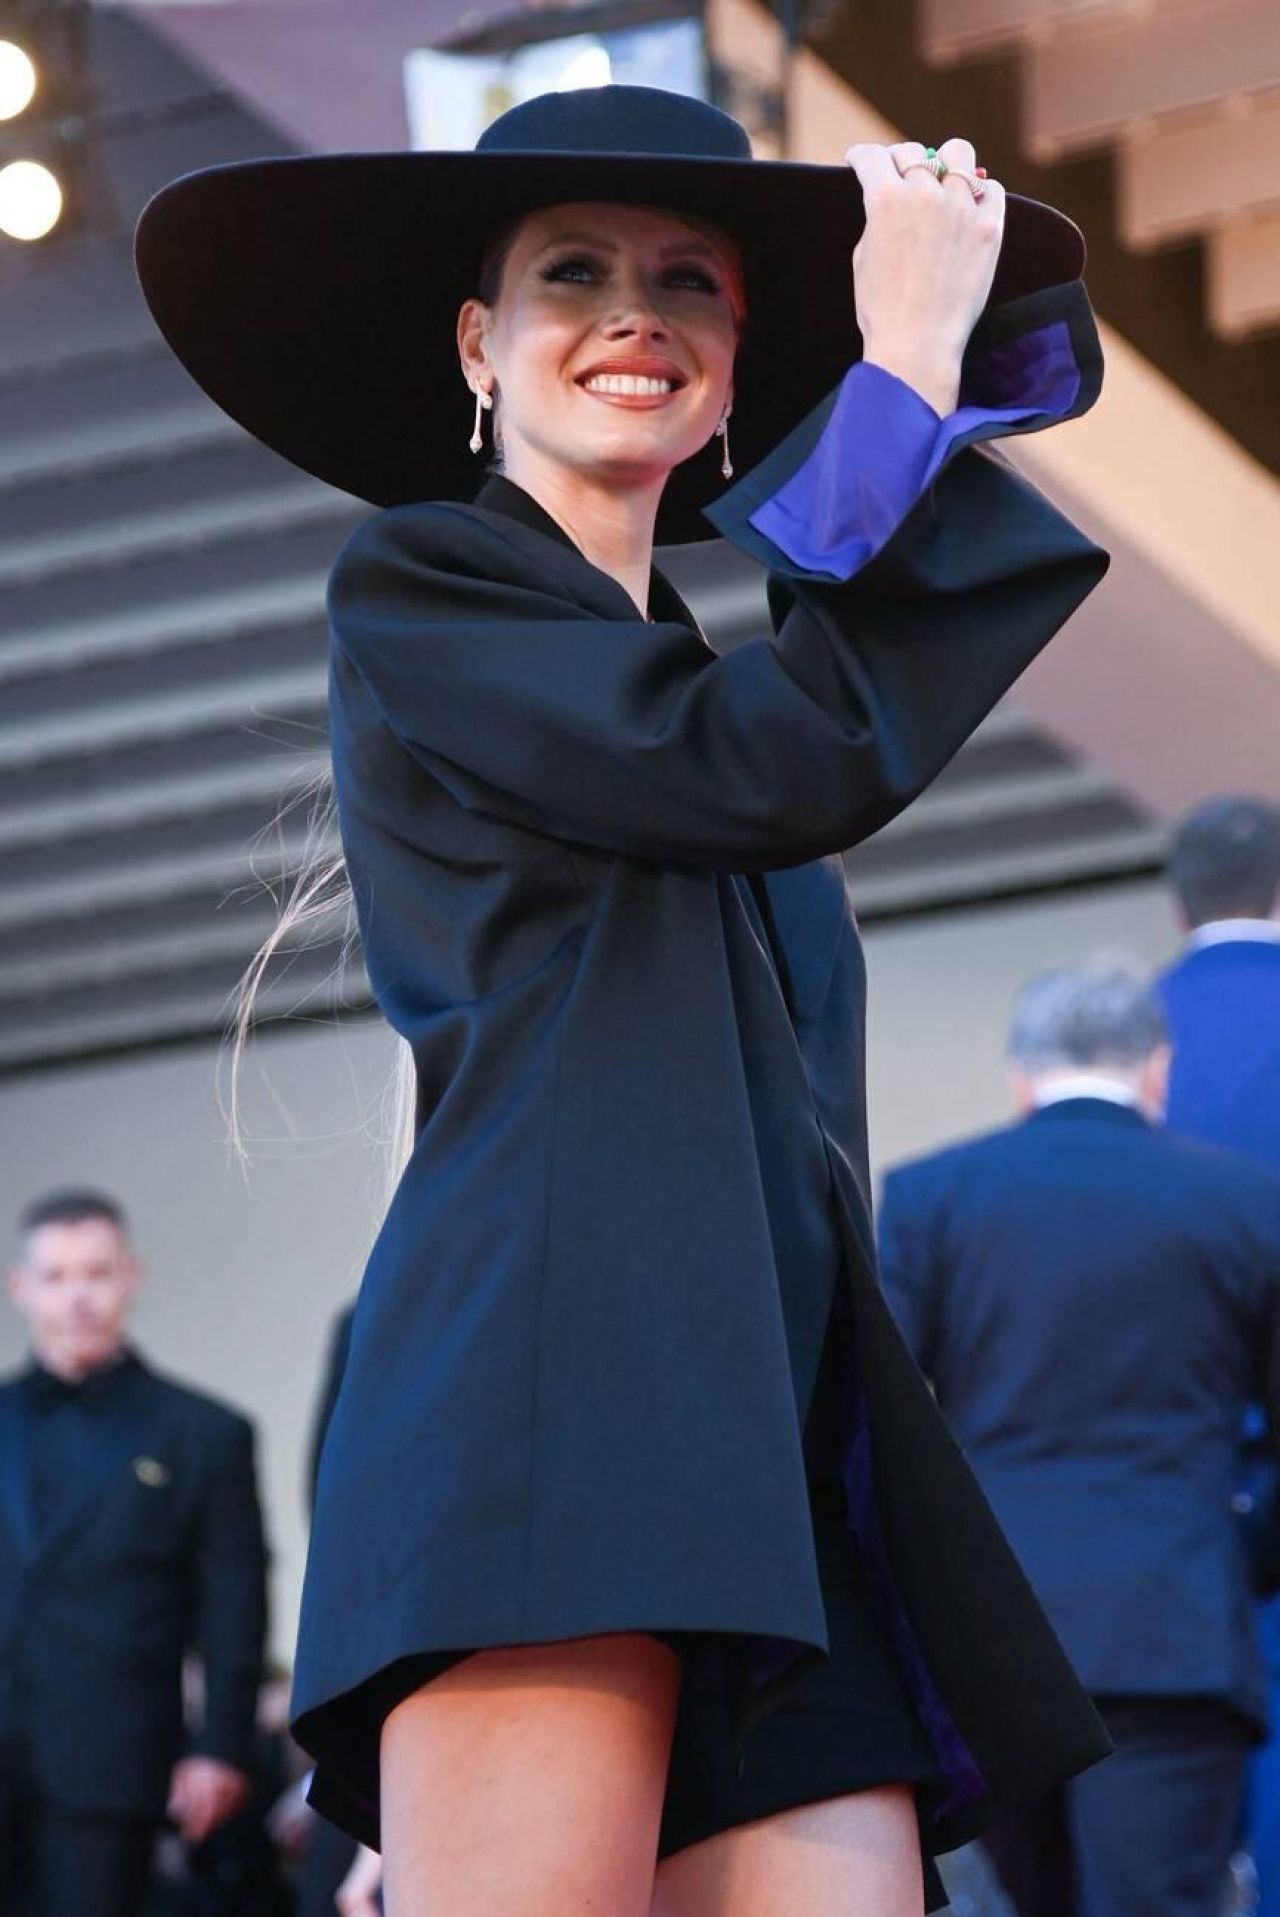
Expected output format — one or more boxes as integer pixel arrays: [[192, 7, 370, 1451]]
[[716, 407, 733, 480], [469, 384, 493, 455]]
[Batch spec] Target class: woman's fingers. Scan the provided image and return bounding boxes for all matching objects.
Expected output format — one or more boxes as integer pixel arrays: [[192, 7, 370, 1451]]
[[935, 136, 978, 177], [887, 140, 930, 180], [844, 142, 904, 193], [844, 133, 1006, 411]]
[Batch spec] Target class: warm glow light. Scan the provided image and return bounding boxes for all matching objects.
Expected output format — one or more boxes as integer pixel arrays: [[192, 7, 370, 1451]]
[[0, 160, 63, 241], [0, 41, 37, 121]]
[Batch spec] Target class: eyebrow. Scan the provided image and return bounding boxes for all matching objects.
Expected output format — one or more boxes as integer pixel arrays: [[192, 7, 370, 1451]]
[[535, 231, 724, 263]]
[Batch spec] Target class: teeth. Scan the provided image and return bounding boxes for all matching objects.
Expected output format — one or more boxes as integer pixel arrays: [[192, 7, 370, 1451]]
[[583, 374, 676, 396]]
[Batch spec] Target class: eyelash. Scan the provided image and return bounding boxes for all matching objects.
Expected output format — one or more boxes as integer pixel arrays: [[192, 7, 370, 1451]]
[[540, 255, 722, 296]]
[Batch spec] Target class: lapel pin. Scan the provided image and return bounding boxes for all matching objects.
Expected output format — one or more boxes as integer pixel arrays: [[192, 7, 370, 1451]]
[[133, 1455, 171, 1488]]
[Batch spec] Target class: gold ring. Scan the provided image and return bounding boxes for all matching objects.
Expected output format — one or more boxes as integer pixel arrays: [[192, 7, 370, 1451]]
[[897, 156, 944, 182], [943, 165, 987, 202]]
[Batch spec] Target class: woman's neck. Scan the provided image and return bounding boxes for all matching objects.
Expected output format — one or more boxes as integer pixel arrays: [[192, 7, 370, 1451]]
[[501, 448, 661, 620]]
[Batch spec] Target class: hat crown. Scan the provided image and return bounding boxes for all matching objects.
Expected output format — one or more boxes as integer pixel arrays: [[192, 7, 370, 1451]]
[[475, 84, 752, 162]]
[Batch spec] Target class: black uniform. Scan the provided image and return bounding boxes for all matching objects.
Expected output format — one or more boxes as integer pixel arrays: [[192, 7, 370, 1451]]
[[0, 1347, 268, 1917]]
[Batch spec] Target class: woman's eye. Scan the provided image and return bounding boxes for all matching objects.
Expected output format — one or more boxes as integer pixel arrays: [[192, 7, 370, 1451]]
[[541, 255, 600, 284], [663, 267, 721, 295]]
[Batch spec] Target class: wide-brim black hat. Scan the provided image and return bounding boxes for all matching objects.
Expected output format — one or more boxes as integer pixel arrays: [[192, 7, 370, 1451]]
[[135, 84, 1085, 546]]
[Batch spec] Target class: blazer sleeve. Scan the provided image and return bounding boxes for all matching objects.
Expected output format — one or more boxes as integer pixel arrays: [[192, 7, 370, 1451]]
[[330, 279, 1108, 874], [189, 1414, 269, 1771], [876, 1167, 939, 1380]]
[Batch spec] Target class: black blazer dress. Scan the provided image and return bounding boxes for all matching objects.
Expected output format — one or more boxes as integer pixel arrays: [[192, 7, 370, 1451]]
[[291, 276, 1114, 1863]]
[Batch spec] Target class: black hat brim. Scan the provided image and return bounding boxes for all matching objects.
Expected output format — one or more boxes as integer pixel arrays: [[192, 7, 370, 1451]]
[[135, 149, 1085, 546]]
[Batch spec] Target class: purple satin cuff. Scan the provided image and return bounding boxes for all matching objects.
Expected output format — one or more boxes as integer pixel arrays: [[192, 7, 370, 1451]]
[[749, 319, 1081, 582]]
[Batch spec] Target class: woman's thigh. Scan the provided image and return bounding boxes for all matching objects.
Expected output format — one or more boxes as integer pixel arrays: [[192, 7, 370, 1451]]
[[649, 1784, 925, 1917], [380, 1630, 682, 1917]]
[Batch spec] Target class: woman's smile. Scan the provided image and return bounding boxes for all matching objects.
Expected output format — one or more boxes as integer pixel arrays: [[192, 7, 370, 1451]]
[[576, 354, 689, 407]]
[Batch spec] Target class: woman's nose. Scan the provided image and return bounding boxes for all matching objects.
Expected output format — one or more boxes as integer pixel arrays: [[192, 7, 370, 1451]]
[[602, 287, 670, 341]]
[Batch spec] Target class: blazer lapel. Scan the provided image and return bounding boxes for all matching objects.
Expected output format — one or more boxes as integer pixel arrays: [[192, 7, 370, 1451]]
[[470, 475, 709, 635]]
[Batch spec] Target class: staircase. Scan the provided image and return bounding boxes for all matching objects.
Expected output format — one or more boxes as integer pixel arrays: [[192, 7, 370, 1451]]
[[917, 0, 1280, 343], [817, 0, 1280, 479]]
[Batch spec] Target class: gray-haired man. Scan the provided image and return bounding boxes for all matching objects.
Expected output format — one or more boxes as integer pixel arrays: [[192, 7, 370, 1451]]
[[878, 963, 1280, 1917]]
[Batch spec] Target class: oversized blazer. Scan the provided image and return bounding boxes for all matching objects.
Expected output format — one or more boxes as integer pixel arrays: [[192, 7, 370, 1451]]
[[0, 1349, 268, 1818], [293, 277, 1114, 1859], [878, 1098, 1280, 1729]]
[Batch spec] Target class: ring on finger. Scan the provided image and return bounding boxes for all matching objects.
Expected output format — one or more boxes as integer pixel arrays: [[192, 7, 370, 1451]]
[[897, 151, 944, 182], [942, 164, 987, 202]]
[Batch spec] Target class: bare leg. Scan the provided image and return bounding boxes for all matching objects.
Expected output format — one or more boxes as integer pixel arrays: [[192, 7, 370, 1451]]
[[380, 1631, 681, 1917], [649, 1784, 926, 1917]]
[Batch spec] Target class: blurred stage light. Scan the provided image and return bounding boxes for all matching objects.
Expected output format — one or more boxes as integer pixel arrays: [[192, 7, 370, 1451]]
[[0, 40, 37, 122], [555, 44, 612, 90], [0, 159, 62, 240]]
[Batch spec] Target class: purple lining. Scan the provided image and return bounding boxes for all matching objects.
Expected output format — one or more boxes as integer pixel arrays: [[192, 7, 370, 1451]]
[[749, 319, 1081, 582], [741, 1382, 988, 1820], [842, 1386, 988, 1823]]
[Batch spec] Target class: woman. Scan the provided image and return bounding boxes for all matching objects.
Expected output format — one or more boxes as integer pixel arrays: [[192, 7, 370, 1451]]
[[137, 84, 1111, 1916]]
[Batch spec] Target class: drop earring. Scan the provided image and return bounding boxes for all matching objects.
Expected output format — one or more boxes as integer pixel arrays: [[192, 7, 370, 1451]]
[[469, 383, 493, 455], [716, 407, 733, 480]]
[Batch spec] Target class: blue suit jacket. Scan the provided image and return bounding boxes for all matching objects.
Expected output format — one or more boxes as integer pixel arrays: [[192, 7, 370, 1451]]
[[879, 1099, 1280, 1729], [1162, 934, 1280, 1611], [1161, 936, 1280, 1174]]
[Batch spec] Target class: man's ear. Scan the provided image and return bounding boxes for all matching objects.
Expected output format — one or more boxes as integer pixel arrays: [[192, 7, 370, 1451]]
[[1140, 1044, 1172, 1121], [1006, 1065, 1036, 1117]]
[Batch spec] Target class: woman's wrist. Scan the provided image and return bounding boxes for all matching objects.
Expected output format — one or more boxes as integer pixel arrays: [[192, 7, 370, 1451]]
[[859, 343, 963, 420]]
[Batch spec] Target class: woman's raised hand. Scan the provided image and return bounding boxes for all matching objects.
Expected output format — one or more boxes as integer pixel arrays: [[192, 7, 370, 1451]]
[[844, 137, 1006, 418]]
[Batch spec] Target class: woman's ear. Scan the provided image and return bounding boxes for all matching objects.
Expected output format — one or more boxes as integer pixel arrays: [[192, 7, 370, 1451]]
[[456, 297, 492, 392]]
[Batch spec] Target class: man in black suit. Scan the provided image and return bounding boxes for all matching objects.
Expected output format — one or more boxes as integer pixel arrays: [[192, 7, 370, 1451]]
[[0, 1187, 268, 1916], [877, 963, 1280, 1917]]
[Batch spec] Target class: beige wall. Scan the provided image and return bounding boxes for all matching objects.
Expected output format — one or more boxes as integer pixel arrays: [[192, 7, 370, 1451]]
[[0, 873, 1180, 1663]]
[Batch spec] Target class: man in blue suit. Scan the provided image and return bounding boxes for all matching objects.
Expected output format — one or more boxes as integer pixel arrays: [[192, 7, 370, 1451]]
[[1160, 795, 1280, 1913], [1162, 795, 1280, 1171], [878, 963, 1280, 1917]]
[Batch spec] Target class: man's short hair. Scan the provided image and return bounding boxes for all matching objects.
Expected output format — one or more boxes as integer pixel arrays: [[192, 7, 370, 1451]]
[[1168, 795, 1280, 928], [18, 1189, 128, 1239], [1007, 960, 1167, 1072]]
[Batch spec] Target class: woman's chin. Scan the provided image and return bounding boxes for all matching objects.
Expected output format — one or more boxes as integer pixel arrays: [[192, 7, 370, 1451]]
[[578, 434, 705, 489]]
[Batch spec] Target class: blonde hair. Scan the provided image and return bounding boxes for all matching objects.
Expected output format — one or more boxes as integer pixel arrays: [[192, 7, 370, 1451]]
[[226, 766, 417, 1203]]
